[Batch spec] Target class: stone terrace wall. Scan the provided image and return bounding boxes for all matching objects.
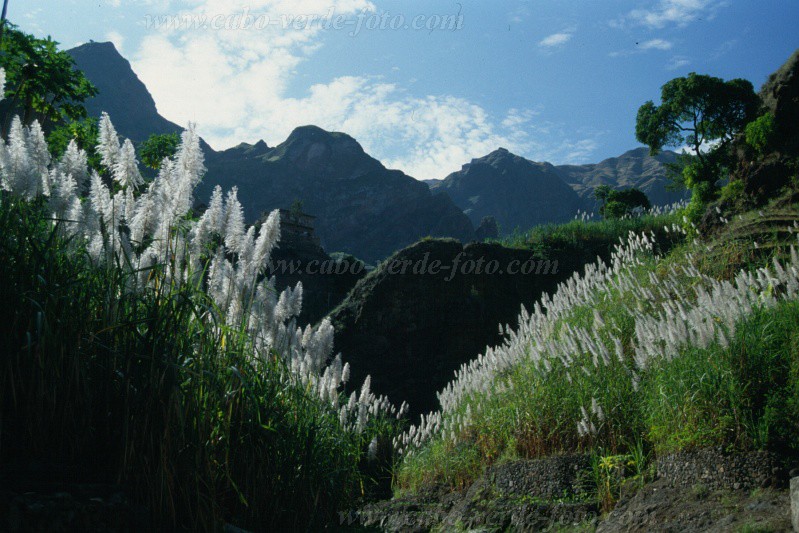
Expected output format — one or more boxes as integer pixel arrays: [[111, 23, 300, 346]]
[[657, 447, 790, 491], [488, 454, 592, 500]]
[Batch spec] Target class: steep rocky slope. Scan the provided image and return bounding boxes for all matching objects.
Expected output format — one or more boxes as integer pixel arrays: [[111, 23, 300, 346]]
[[556, 147, 687, 208], [730, 48, 799, 201], [69, 42, 475, 263], [198, 126, 475, 262], [328, 238, 609, 417], [431, 148, 584, 233], [68, 41, 184, 143]]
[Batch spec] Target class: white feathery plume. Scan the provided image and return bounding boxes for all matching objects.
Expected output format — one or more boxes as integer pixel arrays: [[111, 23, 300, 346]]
[[223, 187, 246, 255], [97, 112, 121, 169], [56, 140, 89, 194], [113, 139, 143, 189]]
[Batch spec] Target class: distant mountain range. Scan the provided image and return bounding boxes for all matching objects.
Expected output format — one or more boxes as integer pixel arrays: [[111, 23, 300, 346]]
[[425, 148, 687, 232], [69, 42, 473, 262], [197, 126, 474, 262], [555, 147, 687, 208], [68, 41, 685, 259]]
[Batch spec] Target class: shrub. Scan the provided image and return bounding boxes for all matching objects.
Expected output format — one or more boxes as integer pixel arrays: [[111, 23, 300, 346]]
[[745, 112, 777, 156]]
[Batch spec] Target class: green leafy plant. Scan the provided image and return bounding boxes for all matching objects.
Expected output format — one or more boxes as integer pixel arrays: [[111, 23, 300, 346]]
[[745, 112, 777, 156], [138, 132, 180, 169]]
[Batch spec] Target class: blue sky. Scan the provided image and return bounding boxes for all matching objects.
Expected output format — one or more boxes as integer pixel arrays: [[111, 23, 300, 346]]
[[16, 0, 799, 180]]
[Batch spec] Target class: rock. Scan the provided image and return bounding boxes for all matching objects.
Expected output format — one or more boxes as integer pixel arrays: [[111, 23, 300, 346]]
[[330, 238, 575, 416], [556, 147, 689, 209], [434, 147, 584, 233], [741, 154, 797, 200], [263, 213, 366, 326], [791, 477, 799, 532], [760, 48, 799, 155], [367, 456, 597, 532], [729, 48, 799, 203], [475, 215, 500, 240], [488, 455, 592, 501], [69, 42, 476, 264], [599, 478, 793, 533], [656, 447, 788, 491]]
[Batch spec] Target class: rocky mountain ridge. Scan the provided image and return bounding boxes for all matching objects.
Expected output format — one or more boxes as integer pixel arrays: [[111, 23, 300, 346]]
[[68, 42, 474, 262], [69, 41, 685, 260], [430, 147, 585, 233]]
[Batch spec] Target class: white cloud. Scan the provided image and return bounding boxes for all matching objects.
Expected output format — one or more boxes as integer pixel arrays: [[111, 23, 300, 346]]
[[617, 0, 727, 29], [106, 30, 125, 53], [609, 38, 673, 57], [539, 32, 572, 48], [666, 56, 691, 70], [131, 1, 596, 180], [640, 38, 673, 50]]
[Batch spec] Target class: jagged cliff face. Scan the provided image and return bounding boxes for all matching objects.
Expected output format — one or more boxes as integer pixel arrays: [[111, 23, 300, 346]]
[[68, 42, 476, 263], [729, 48, 799, 202], [760, 48, 799, 153], [432, 148, 584, 233], [556, 148, 687, 209], [68, 42, 184, 143]]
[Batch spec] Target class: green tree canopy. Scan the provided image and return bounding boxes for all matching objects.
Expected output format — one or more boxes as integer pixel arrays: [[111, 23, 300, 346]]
[[635, 72, 759, 200], [0, 21, 97, 134], [138, 132, 180, 169], [594, 186, 651, 219], [636, 73, 759, 160], [46, 116, 101, 170]]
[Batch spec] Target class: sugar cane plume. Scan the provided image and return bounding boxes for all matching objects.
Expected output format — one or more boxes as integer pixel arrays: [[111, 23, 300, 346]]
[[0, 73, 402, 433]]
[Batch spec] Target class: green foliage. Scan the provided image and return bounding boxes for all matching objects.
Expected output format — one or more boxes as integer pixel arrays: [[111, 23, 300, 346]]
[[0, 197, 397, 530], [745, 112, 777, 156], [498, 212, 681, 257], [591, 452, 640, 512], [138, 132, 180, 169], [636, 72, 759, 160], [46, 116, 101, 169], [636, 72, 760, 213], [594, 186, 652, 219], [0, 22, 97, 131], [642, 301, 799, 453], [719, 178, 746, 205], [394, 438, 483, 495], [397, 201, 799, 499]]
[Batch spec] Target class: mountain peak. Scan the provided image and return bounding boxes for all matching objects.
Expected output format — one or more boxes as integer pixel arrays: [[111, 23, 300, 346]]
[[71, 40, 122, 58], [285, 125, 358, 146], [68, 41, 182, 143], [441, 150, 582, 231], [270, 125, 374, 174]]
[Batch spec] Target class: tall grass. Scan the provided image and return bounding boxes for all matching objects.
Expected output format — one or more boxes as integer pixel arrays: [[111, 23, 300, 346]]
[[643, 300, 799, 453], [497, 213, 683, 253], [0, 83, 408, 528], [396, 212, 799, 496], [0, 187, 397, 529]]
